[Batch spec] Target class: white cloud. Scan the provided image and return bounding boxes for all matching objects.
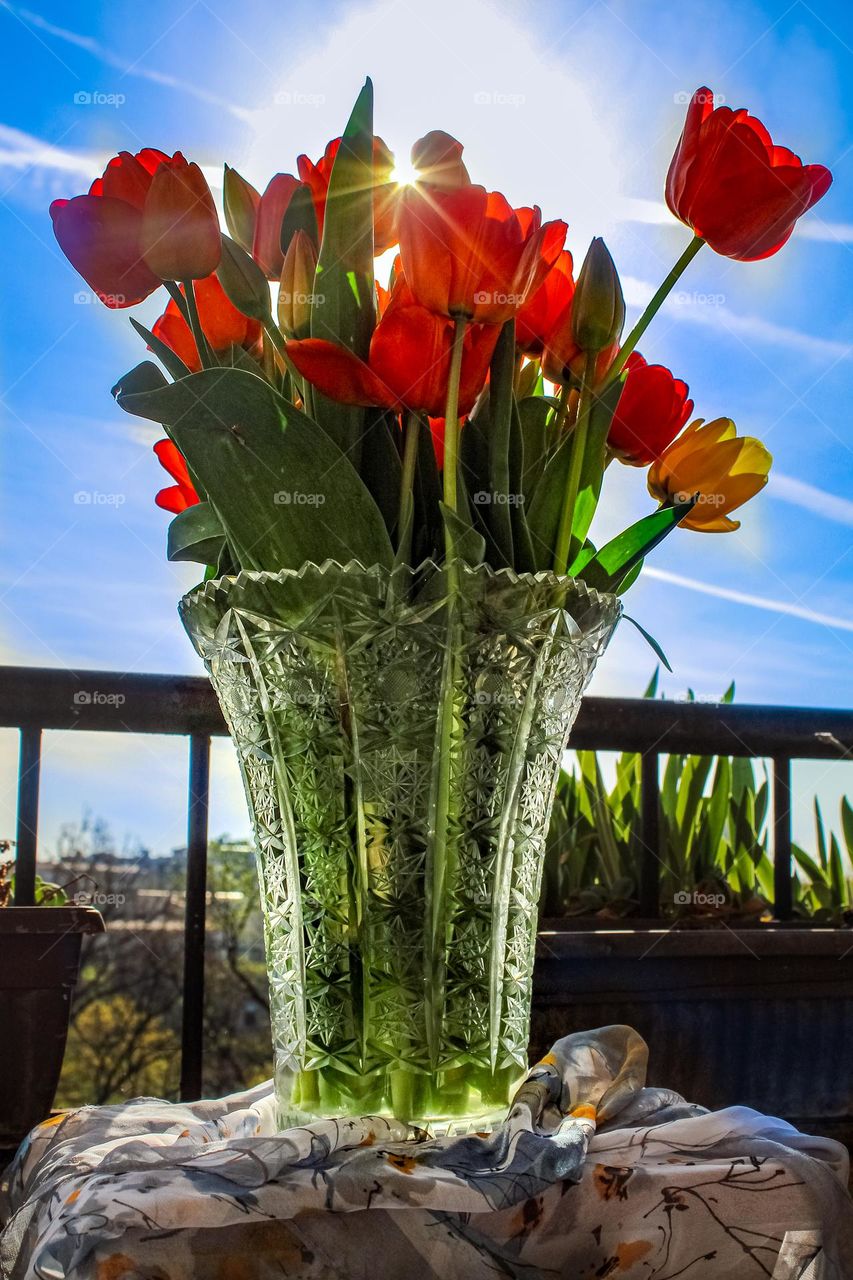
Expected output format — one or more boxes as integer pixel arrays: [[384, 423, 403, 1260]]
[[622, 273, 852, 363], [644, 566, 853, 633], [0, 2, 252, 122], [770, 474, 853, 528], [621, 195, 853, 245]]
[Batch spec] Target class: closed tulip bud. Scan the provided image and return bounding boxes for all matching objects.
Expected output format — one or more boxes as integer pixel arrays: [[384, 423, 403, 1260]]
[[223, 165, 260, 254], [571, 237, 624, 355], [411, 130, 470, 189], [140, 153, 221, 281], [216, 234, 272, 322], [278, 229, 317, 339]]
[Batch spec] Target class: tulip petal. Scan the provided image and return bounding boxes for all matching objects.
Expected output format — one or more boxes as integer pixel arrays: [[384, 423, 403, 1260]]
[[287, 337, 399, 408], [50, 194, 161, 307]]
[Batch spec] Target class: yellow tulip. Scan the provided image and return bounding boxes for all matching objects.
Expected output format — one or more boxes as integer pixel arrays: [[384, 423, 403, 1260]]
[[647, 418, 772, 532]]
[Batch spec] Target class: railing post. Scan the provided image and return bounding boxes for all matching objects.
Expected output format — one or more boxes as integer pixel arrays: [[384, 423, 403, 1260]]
[[14, 727, 41, 905], [180, 733, 210, 1101], [773, 755, 793, 921], [639, 751, 661, 917]]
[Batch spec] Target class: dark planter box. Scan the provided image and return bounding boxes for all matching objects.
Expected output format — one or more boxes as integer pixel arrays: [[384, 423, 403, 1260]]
[[531, 922, 853, 1147], [0, 907, 104, 1150]]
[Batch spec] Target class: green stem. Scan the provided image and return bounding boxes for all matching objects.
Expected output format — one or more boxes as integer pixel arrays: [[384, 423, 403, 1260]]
[[442, 317, 468, 585], [397, 411, 420, 566], [604, 235, 705, 387], [554, 382, 571, 433], [262, 318, 312, 407], [423, 318, 468, 1067], [553, 351, 596, 576], [181, 280, 214, 370]]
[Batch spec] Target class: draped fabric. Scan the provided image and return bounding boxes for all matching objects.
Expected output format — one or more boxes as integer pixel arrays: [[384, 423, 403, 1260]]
[[2, 1026, 851, 1278]]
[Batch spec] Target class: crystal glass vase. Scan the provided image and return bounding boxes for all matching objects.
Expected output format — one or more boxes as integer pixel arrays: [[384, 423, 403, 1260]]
[[180, 561, 620, 1131]]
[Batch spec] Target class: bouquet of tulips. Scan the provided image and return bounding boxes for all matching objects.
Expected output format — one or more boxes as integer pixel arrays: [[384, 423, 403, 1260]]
[[50, 81, 830, 605]]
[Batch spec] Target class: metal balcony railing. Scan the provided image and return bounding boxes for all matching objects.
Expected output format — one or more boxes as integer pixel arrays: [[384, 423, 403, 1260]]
[[2, 663, 853, 1100]]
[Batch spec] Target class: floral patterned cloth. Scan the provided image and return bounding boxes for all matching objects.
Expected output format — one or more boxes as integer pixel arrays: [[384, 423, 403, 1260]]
[[1, 1026, 851, 1279]]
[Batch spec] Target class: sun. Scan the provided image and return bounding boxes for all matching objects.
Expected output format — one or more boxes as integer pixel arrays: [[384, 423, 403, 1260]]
[[390, 161, 419, 187]]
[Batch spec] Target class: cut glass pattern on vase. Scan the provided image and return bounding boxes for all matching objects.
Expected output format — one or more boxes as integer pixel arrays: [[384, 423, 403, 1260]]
[[181, 561, 620, 1131]]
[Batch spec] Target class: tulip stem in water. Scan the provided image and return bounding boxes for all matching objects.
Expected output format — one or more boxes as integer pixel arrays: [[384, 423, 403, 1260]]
[[182, 280, 214, 370], [604, 235, 705, 386], [553, 351, 597, 576]]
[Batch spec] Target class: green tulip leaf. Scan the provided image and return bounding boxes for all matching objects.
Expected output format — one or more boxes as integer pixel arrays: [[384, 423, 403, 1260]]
[[572, 376, 624, 554], [310, 78, 376, 462], [485, 319, 516, 566], [129, 317, 192, 381], [110, 359, 168, 401], [439, 502, 486, 568], [114, 366, 393, 573], [578, 498, 696, 592], [167, 501, 226, 565], [516, 395, 551, 506], [622, 614, 673, 672]]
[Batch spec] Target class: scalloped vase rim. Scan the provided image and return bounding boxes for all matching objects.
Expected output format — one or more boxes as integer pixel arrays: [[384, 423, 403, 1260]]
[[180, 557, 622, 619]]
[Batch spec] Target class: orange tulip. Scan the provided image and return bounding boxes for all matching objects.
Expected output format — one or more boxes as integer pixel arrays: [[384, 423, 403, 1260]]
[[154, 439, 199, 513], [150, 275, 262, 373], [140, 153, 221, 280], [397, 184, 566, 324], [287, 277, 498, 416]]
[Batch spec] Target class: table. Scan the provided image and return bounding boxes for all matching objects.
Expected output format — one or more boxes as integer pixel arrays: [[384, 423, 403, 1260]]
[[2, 1026, 851, 1278]]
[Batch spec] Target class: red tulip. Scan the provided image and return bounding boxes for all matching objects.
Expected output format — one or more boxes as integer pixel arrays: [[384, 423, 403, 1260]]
[[297, 136, 399, 253], [516, 249, 574, 356], [252, 173, 303, 279], [287, 277, 498, 416], [154, 439, 199, 513], [398, 184, 566, 324], [151, 275, 262, 373], [666, 87, 832, 261], [411, 131, 470, 190], [607, 354, 693, 466], [140, 153, 221, 280], [49, 148, 168, 307]]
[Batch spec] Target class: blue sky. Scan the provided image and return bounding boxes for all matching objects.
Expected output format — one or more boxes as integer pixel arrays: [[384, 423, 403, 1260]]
[[1, 0, 852, 854]]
